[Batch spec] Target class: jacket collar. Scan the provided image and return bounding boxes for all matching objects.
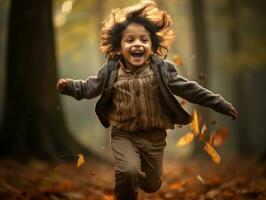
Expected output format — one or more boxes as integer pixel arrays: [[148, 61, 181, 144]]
[[107, 55, 163, 71], [150, 55, 163, 66]]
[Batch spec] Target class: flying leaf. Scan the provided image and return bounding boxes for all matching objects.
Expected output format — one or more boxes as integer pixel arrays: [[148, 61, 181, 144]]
[[204, 142, 221, 164], [172, 54, 183, 66], [210, 127, 229, 147], [176, 132, 194, 146], [199, 73, 206, 80], [199, 124, 207, 141], [77, 154, 85, 168], [191, 110, 199, 135]]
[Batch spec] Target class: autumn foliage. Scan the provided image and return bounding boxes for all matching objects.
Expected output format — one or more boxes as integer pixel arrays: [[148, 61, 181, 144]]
[[176, 110, 230, 164]]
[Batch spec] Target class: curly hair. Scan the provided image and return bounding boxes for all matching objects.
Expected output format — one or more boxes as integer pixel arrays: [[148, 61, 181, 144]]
[[100, 0, 175, 59]]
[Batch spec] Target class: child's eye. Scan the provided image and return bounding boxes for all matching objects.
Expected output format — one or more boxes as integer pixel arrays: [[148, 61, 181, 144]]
[[125, 39, 133, 43], [142, 38, 150, 43]]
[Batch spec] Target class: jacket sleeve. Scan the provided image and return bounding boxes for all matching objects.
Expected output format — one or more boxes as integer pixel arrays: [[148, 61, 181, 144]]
[[60, 64, 107, 100], [165, 61, 232, 116]]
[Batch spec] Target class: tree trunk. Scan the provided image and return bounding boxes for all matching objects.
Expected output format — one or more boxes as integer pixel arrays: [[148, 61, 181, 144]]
[[0, 0, 107, 163], [228, 0, 252, 156], [229, 0, 266, 157], [190, 0, 210, 156]]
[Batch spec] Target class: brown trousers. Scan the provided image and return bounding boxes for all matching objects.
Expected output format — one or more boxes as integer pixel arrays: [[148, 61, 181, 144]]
[[110, 127, 167, 200]]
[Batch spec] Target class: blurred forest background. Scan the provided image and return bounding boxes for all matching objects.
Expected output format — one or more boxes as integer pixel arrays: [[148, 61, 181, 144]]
[[1, 0, 265, 161], [0, 0, 266, 161], [0, 0, 265, 199]]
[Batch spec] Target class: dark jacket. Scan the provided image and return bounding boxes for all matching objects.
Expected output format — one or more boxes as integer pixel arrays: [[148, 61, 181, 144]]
[[63, 56, 232, 128]]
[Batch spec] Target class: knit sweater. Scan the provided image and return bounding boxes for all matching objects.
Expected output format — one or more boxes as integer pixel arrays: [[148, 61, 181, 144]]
[[108, 61, 174, 132]]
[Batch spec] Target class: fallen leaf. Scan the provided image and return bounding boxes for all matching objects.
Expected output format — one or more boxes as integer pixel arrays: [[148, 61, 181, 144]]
[[57, 180, 76, 191], [176, 132, 194, 146], [89, 171, 96, 176], [53, 165, 60, 171], [210, 127, 229, 147], [199, 124, 207, 141], [77, 154, 85, 168], [204, 142, 221, 164], [196, 174, 206, 185], [191, 110, 199, 135], [169, 180, 188, 190], [103, 194, 114, 200], [207, 189, 220, 199]]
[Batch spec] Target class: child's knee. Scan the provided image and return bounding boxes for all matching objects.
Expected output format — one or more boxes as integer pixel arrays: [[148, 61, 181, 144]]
[[115, 168, 140, 184], [140, 179, 162, 193]]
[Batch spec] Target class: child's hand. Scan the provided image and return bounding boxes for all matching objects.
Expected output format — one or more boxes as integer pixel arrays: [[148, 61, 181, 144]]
[[229, 105, 239, 120], [57, 79, 68, 92]]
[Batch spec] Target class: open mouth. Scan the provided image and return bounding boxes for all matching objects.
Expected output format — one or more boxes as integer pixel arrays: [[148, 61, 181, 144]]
[[130, 50, 144, 58]]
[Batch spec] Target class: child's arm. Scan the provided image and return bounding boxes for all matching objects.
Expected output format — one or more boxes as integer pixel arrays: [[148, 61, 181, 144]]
[[56, 65, 107, 100], [166, 61, 238, 119]]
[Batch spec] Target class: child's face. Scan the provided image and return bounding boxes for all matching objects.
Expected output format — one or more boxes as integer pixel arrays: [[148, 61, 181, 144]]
[[120, 23, 152, 69]]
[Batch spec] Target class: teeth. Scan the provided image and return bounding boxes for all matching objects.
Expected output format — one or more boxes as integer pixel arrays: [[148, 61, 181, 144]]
[[131, 50, 143, 54]]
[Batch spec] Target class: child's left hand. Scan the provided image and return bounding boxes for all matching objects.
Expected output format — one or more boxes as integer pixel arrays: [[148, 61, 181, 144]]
[[229, 105, 239, 120]]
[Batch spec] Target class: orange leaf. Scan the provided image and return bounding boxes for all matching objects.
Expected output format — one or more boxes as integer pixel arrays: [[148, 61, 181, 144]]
[[210, 127, 229, 147], [170, 180, 188, 190], [204, 142, 221, 164], [191, 110, 199, 135], [199, 124, 207, 141], [172, 54, 184, 66], [77, 154, 85, 168], [176, 132, 194, 146], [103, 194, 114, 200]]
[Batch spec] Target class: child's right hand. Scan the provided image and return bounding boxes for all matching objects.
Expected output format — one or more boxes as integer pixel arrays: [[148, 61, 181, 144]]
[[57, 79, 68, 92]]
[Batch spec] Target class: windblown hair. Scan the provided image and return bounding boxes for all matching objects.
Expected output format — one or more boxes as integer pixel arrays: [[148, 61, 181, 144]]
[[100, 0, 175, 59]]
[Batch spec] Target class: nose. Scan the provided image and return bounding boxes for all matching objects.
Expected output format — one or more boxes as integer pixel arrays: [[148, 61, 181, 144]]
[[133, 39, 142, 48]]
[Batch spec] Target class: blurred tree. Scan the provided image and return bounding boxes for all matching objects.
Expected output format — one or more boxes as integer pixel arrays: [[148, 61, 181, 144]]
[[228, 0, 250, 155], [191, 0, 209, 87], [190, 0, 210, 156], [229, 0, 266, 157], [0, 0, 106, 162]]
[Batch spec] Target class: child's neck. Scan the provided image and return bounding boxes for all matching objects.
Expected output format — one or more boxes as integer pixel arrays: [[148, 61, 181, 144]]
[[121, 58, 150, 72]]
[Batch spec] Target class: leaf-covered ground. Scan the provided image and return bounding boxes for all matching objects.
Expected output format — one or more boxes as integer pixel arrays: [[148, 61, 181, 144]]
[[0, 157, 265, 200]]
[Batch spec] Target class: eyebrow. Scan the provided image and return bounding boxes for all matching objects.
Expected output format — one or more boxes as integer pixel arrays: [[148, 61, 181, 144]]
[[123, 34, 150, 38]]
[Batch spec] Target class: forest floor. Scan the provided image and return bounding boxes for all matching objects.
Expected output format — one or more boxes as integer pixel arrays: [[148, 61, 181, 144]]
[[0, 156, 265, 200]]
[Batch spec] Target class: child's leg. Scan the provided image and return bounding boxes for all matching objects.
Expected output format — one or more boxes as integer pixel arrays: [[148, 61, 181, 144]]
[[139, 152, 164, 193], [136, 129, 167, 193], [110, 128, 144, 200]]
